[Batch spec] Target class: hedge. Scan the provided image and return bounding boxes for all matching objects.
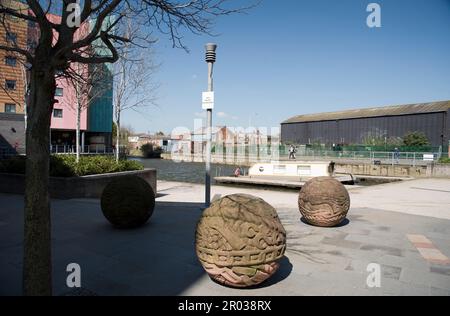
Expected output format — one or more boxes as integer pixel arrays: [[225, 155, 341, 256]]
[[0, 155, 144, 177]]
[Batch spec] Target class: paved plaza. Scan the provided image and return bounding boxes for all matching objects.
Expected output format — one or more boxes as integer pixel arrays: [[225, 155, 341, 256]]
[[1, 178, 450, 295]]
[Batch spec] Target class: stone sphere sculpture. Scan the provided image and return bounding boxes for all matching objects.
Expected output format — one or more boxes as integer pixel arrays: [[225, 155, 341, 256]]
[[298, 176, 350, 227], [196, 194, 286, 288], [101, 176, 155, 229]]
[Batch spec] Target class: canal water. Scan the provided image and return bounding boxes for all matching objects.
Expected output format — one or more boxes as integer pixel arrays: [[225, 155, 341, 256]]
[[134, 158, 246, 184], [134, 158, 391, 188]]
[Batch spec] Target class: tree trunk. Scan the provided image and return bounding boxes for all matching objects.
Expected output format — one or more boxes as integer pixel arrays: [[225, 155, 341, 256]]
[[115, 112, 120, 162], [23, 63, 55, 296], [76, 102, 81, 163]]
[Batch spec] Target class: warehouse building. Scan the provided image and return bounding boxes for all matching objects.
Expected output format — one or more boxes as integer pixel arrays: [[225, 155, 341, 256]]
[[281, 101, 450, 149]]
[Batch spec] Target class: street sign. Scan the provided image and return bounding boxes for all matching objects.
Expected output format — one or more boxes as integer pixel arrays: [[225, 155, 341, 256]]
[[202, 91, 214, 110]]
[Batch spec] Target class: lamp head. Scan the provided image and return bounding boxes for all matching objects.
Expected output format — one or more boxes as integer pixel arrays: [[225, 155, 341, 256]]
[[205, 43, 217, 63]]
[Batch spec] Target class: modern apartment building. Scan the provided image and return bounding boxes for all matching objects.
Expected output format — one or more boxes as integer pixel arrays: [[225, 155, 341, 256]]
[[0, 1, 114, 155], [0, 0, 28, 154]]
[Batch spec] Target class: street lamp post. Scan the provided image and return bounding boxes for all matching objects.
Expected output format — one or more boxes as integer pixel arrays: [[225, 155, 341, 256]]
[[204, 43, 217, 208]]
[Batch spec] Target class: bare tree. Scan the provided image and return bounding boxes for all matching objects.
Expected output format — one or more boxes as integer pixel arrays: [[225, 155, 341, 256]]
[[0, 0, 254, 296], [113, 20, 158, 161], [69, 62, 112, 162]]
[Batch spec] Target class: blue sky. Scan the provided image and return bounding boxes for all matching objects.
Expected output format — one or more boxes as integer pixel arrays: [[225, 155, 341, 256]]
[[122, 0, 450, 134]]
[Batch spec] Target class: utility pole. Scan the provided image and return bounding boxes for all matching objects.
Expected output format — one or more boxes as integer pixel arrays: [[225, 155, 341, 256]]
[[204, 43, 217, 208]]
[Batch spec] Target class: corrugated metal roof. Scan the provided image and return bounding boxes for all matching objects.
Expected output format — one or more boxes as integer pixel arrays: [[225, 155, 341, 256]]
[[282, 101, 450, 124]]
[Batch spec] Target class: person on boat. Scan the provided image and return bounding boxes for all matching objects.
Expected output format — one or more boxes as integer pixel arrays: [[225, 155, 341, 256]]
[[234, 167, 241, 177]]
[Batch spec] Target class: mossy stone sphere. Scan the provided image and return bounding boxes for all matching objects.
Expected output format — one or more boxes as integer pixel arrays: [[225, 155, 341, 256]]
[[196, 194, 286, 288], [298, 177, 350, 227], [101, 176, 155, 228]]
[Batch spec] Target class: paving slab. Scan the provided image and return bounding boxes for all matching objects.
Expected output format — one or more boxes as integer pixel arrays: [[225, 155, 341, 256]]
[[1, 178, 450, 296]]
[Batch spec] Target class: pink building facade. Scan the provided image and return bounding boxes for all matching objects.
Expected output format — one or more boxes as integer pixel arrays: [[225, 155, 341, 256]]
[[51, 77, 88, 131], [34, 14, 90, 148]]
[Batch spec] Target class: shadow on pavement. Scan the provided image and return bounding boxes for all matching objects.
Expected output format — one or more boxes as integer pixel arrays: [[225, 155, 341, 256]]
[[1, 197, 293, 295], [300, 216, 350, 228]]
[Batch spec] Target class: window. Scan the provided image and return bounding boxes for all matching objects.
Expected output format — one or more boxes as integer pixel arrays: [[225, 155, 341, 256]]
[[55, 87, 63, 96], [5, 56, 17, 66], [5, 80, 16, 90], [6, 32, 17, 44], [53, 109, 63, 118], [5, 104, 16, 113]]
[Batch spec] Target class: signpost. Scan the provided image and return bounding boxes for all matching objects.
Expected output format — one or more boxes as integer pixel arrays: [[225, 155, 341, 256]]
[[204, 43, 217, 208], [202, 91, 214, 110]]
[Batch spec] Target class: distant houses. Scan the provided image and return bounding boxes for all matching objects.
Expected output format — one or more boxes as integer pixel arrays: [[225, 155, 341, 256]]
[[128, 133, 172, 153], [168, 126, 278, 157], [127, 126, 278, 158]]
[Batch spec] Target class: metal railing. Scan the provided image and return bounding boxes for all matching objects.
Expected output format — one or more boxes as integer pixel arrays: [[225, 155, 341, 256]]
[[284, 150, 442, 166], [1, 145, 127, 157], [171, 148, 444, 166], [50, 145, 127, 155]]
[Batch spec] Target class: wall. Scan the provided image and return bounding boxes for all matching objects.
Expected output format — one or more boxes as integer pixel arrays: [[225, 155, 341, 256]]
[[51, 75, 88, 131], [0, 113, 25, 153], [335, 162, 450, 178], [281, 112, 447, 147], [87, 17, 114, 134], [0, 169, 157, 199], [41, 14, 90, 131], [87, 65, 113, 133]]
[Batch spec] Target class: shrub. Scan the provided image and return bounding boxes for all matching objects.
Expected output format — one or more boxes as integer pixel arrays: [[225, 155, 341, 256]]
[[0, 155, 144, 177], [439, 157, 450, 164], [0, 155, 26, 174], [403, 131, 429, 147], [140, 143, 162, 158]]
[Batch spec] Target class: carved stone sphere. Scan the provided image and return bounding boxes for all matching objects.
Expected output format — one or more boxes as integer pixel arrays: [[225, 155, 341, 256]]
[[196, 194, 286, 288], [101, 176, 155, 229], [298, 177, 350, 227]]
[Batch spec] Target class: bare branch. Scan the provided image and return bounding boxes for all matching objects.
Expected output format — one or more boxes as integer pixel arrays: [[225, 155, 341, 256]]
[[0, 44, 33, 60]]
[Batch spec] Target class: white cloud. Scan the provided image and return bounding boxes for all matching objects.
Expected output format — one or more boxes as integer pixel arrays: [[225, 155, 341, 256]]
[[216, 112, 239, 120], [217, 112, 227, 118], [194, 112, 206, 118]]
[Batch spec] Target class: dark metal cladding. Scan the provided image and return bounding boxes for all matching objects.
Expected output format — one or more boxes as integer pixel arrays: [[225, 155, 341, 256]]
[[281, 101, 450, 147]]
